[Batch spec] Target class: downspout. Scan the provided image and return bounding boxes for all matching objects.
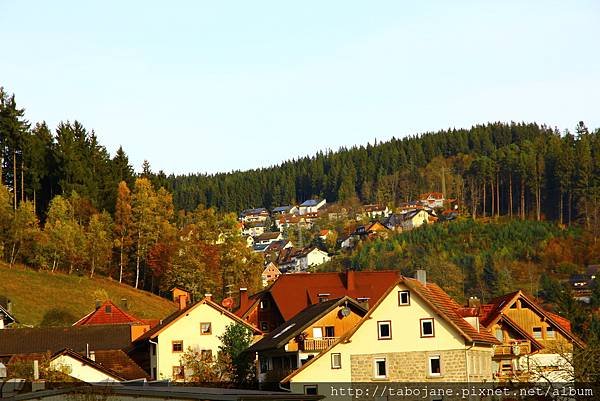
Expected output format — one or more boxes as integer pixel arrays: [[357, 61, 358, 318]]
[[149, 339, 159, 380]]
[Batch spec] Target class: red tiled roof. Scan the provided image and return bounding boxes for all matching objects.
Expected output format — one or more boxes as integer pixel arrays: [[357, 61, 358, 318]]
[[479, 291, 520, 327], [94, 349, 150, 380], [547, 311, 572, 332], [237, 271, 402, 321], [73, 300, 147, 327]]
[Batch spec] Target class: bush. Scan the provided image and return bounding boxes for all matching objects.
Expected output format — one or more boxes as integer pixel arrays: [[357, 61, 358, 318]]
[[40, 308, 77, 327]]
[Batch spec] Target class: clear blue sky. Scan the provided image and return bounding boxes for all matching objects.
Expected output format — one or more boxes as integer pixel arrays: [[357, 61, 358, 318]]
[[1, 1, 599, 174]]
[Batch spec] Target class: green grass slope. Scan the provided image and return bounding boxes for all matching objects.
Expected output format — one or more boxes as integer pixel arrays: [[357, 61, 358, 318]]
[[0, 262, 177, 326]]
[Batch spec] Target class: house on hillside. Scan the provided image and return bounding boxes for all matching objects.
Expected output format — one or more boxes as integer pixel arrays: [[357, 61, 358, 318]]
[[282, 271, 499, 396], [399, 209, 431, 231], [277, 247, 330, 273], [133, 295, 262, 381], [255, 231, 284, 245], [262, 263, 282, 287], [272, 205, 299, 216], [0, 296, 17, 329], [360, 204, 391, 220], [419, 192, 445, 209], [242, 221, 267, 237], [239, 208, 270, 223], [247, 297, 368, 386], [480, 291, 585, 382], [73, 300, 158, 340], [298, 199, 326, 215], [569, 265, 600, 303], [235, 270, 402, 332]]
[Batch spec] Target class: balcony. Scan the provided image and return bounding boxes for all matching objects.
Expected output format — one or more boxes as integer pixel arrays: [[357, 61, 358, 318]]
[[494, 340, 531, 357], [302, 337, 338, 351]]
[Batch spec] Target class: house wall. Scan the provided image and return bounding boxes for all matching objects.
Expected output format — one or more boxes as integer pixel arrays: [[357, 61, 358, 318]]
[[155, 303, 244, 380], [51, 355, 121, 383], [305, 250, 330, 267], [290, 283, 493, 389]]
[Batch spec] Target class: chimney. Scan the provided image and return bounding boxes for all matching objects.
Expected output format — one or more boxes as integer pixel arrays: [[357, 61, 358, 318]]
[[468, 296, 481, 308], [204, 293, 213, 302], [95, 299, 102, 310], [89, 351, 96, 361], [120, 298, 128, 310], [415, 269, 427, 285], [346, 269, 356, 291], [239, 288, 248, 309], [178, 295, 187, 311]]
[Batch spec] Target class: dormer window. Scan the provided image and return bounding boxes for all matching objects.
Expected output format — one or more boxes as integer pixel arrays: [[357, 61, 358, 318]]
[[533, 327, 542, 339], [546, 326, 555, 339], [398, 291, 410, 306], [105, 305, 112, 313], [318, 293, 330, 303]]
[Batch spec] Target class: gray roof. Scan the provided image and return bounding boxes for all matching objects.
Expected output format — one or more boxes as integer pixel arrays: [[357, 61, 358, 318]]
[[300, 199, 322, 207]]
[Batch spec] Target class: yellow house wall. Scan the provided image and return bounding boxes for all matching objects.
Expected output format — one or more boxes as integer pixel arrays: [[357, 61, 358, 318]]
[[156, 303, 242, 380], [51, 355, 121, 383]]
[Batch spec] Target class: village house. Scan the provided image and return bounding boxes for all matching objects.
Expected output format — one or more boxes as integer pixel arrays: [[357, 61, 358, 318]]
[[255, 231, 284, 246], [360, 204, 391, 220], [275, 214, 302, 232], [261, 263, 282, 287], [239, 207, 270, 223], [282, 271, 499, 396], [419, 192, 445, 209], [569, 265, 599, 303], [241, 221, 267, 237], [480, 291, 585, 382], [247, 297, 368, 386], [276, 247, 330, 273], [272, 205, 299, 216], [235, 270, 402, 332], [398, 208, 434, 231], [298, 199, 326, 215], [0, 296, 17, 329], [133, 294, 262, 381]]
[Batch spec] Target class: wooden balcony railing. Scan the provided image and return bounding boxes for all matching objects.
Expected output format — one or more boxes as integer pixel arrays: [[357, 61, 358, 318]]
[[302, 337, 338, 351], [494, 340, 531, 357]]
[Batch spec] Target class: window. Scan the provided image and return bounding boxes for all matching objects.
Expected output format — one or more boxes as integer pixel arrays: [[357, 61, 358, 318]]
[[495, 328, 504, 342], [373, 358, 387, 379], [304, 385, 318, 395], [325, 326, 335, 337], [200, 322, 212, 335], [420, 318, 435, 337], [105, 305, 112, 313], [172, 340, 183, 352], [312, 327, 323, 338], [377, 321, 392, 340], [331, 353, 341, 369], [260, 321, 269, 332], [546, 326, 555, 339], [398, 290, 410, 306], [533, 327, 542, 339], [172, 365, 184, 380], [201, 350, 213, 361], [260, 299, 270, 310], [428, 356, 441, 376], [260, 357, 272, 372]]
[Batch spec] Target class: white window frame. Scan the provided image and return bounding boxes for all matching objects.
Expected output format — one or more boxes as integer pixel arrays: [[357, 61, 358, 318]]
[[532, 326, 542, 339], [331, 353, 342, 369], [373, 357, 387, 379], [377, 321, 392, 340], [428, 355, 441, 377], [420, 318, 435, 337], [546, 326, 556, 339], [398, 290, 410, 306]]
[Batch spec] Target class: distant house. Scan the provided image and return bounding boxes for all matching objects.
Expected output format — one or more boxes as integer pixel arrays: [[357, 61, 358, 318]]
[[277, 247, 330, 273], [134, 295, 261, 381], [262, 262, 282, 287], [318, 229, 332, 241], [419, 192, 445, 208], [299, 199, 326, 215], [240, 208, 270, 223], [0, 296, 17, 329], [275, 214, 301, 232], [361, 204, 391, 219], [243, 234, 255, 247], [242, 221, 267, 237], [338, 235, 356, 251], [272, 205, 298, 216], [73, 300, 157, 332], [255, 231, 284, 245], [569, 265, 600, 303], [399, 209, 431, 231], [247, 297, 368, 386]]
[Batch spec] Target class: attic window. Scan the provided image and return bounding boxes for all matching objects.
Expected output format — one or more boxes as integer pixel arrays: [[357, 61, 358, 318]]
[[546, 326, 555, 339], [420, 318, 435, 337], [318, 293, 330, 303], [398, 291, 410, 306], [533, 327, 542, 339], [105, 305, 112, 313]]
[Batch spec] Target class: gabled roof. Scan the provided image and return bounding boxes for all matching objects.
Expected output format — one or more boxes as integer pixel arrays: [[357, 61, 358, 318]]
[[0, 295, 17, 325], [480, 290, 585, 348], [300, 199, 325, 207], [256, 232, 282, 242], [0, 325, 132, 355], [137, 298, 261, 341], [247, 297, 367, 353], [93, 349, 150, 380], [235, 270, 402, 321], [73, 300, 147, 326], [51, 348, 125, 381], [282, 276, 498, 383], [497, 314, 544, 352]]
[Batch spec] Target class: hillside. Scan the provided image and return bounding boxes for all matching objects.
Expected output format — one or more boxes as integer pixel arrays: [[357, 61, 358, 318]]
[[0, 262, 178, 327]]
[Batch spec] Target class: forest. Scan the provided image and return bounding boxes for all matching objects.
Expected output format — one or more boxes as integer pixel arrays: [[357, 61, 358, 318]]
[[2, 86, 600, 303]]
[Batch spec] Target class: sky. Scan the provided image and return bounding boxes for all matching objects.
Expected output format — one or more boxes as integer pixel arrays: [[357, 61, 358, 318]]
[[1, 1, 599, 175]]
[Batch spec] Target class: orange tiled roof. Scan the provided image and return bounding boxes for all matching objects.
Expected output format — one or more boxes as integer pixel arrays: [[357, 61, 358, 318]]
[[73, 300, 147, 326]]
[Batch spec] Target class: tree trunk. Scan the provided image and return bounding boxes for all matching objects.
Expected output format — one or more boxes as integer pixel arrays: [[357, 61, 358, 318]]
[[509, 173, 513, 218], [568, 191, 572, 225], [496, 172, 500, 217], [482, 179, 486, 218], [559, 190, 564, 225], [13, 149, 17, 210], [9, 243, 17, 268], [20, 158, 24, 202], [119, 238, 124, 283], [90, 258, 95, 278], [536, 185, 541, 221], [520, 178, 525, 220], [490, 179, 495, 218], [135, 232, 141, 289]]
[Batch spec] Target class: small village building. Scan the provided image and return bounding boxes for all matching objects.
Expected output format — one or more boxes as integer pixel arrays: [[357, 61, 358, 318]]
[[262, 262, 282, 287], [241, 221, 267, 237], [239, 208, 270, 223], [419, 192, 445, 208], [255, 231, 284, 245], [361, 204, 391, 219], [247, 297, 367, 386], [272, 205, 299, 216], [298, 199, 326, 215]]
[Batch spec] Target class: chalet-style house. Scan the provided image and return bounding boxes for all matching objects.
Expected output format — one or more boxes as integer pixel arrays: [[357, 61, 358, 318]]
[[480, 290, 585, 382], [419, 192, 445, 208], [235, 270, 402, 332], [282, 271, 499, 396], [360, 204, 391, 219], [0, 324, 147, 382], [0, 296, 17, 329], [133, 295, 261, 381], [298, 199, 326, 215], [239, 207, 270, 223], [73, 299, 158, 340], [247, 297, 368, 386], [261, 262, 282, 287], [276, 247, 330, 273], [241, 221, 267, 237]]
